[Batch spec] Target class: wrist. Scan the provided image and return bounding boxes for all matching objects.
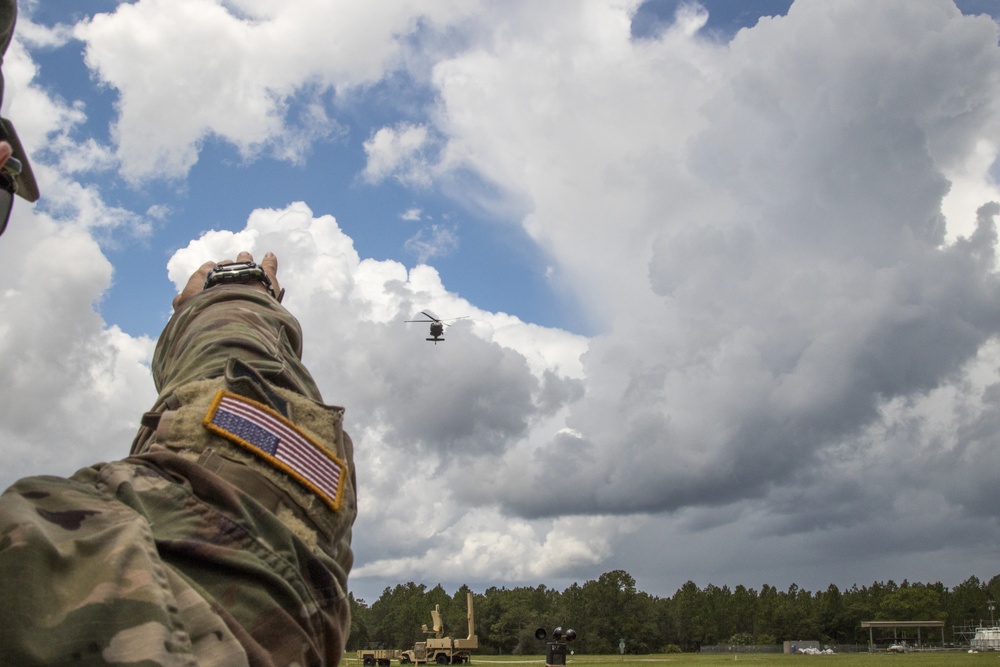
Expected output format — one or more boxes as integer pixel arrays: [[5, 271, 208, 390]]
[[203, 261, 276, 299]]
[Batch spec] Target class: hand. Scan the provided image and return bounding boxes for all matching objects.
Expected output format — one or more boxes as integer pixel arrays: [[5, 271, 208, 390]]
[[0, 141, 11, 169], [173, 251, 281, 310]]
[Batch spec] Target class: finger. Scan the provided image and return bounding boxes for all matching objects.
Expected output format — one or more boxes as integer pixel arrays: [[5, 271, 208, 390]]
[[260, 252, 281, 301], [259, 252, 277, 281], [173, 260, 217, 310], [0, 141, 11, 169], [236, 251, 253, 264]]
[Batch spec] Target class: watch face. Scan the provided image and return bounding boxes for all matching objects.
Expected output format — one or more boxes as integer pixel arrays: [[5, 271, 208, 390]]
[[204, 262, 272, 293], [214, 261, 257, 274]]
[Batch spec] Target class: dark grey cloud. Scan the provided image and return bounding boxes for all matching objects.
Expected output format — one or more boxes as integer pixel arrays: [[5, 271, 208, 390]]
[[454, 3, 1000, 536], [334, 317, 574, 459]]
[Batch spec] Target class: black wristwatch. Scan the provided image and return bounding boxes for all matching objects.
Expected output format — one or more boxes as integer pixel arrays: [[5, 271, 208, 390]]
[[203, 261, 277, 298]]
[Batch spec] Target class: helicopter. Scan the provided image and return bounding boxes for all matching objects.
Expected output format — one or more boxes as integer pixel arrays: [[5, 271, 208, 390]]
[[405, 311, 468, 343]]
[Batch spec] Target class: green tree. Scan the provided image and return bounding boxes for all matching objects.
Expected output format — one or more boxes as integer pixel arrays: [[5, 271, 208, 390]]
[[769, 584, 803, 641], [730, 585, 757, 639], [880, 581, 945, 622], [349, 592, 372, 650], [987, 574, 1000, 613], [477, 585, 553, 654], [755, 584, 779, 642], [790, 584, 820, 640], [653, 595, 677, 651], [349, 572, 1000, 656], [579, 570, 661, 654], [700, 584, 729, 644], [843, 583, 877, 642], [368, 582, 430, 649], [672, 581, 707, 651], [949, 576, 989, 629]]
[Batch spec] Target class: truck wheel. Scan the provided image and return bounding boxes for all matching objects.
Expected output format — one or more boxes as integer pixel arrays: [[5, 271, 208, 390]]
[[364, 658, 376, 666], [436, 655, 450, 665], [400, 658, 411, 664]]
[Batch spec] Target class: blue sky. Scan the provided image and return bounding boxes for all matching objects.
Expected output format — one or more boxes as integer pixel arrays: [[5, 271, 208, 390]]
[[5, 0, 1000, 605]]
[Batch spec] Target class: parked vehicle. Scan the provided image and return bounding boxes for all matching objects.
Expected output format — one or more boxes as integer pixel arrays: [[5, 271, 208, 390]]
[[357, 648, 400, 666], [399, 593, 478, 665]]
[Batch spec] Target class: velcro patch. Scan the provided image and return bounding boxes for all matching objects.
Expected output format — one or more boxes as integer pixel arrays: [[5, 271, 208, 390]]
[[203, 390, 346, 511]]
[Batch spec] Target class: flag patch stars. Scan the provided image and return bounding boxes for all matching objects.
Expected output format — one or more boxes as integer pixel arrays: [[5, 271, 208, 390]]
[[203, 390, 346, 511]]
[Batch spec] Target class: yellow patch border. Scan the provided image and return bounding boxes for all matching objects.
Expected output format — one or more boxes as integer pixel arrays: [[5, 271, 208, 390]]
[[203, 389, 346, 512]]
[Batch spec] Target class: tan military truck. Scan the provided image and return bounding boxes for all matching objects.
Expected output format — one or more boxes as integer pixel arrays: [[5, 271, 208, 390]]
[[399, 592, 478, 665], [357, 647, 400, 666]]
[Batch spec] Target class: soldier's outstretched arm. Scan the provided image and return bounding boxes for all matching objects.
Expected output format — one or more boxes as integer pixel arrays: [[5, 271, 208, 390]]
[[146, 250, 319, 411], [0, 251, 356, 666]]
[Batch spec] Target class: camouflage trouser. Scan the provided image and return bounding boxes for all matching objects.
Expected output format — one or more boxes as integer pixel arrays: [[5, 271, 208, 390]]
[[0, 286, 357, 665]]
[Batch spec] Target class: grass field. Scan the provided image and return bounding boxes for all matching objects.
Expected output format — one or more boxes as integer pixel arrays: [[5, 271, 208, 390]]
[[459, 652, 1000, 667]]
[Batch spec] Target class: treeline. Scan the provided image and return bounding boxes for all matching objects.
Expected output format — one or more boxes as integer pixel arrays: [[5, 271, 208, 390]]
[[348, 570, 1000, 653]]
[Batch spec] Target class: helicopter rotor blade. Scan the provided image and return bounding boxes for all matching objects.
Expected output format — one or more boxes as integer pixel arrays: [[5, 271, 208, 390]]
[[406, 311, 442, 324]]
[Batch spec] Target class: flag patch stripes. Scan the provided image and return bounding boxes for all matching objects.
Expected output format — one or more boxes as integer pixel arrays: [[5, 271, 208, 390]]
[[203, 390, 345, 511]]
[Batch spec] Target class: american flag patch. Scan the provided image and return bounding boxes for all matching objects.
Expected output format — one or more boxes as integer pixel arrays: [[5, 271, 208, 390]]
[[203, 390, 346, 511]]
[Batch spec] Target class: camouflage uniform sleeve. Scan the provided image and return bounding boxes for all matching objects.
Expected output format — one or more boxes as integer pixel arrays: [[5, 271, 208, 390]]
[[132, 283, 326, 455], [153, 284, 323, 403], [0, 284, 357, 665]]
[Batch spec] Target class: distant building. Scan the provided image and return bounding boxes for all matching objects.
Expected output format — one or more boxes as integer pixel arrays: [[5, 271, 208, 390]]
[[860, 621, 945, 650]]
